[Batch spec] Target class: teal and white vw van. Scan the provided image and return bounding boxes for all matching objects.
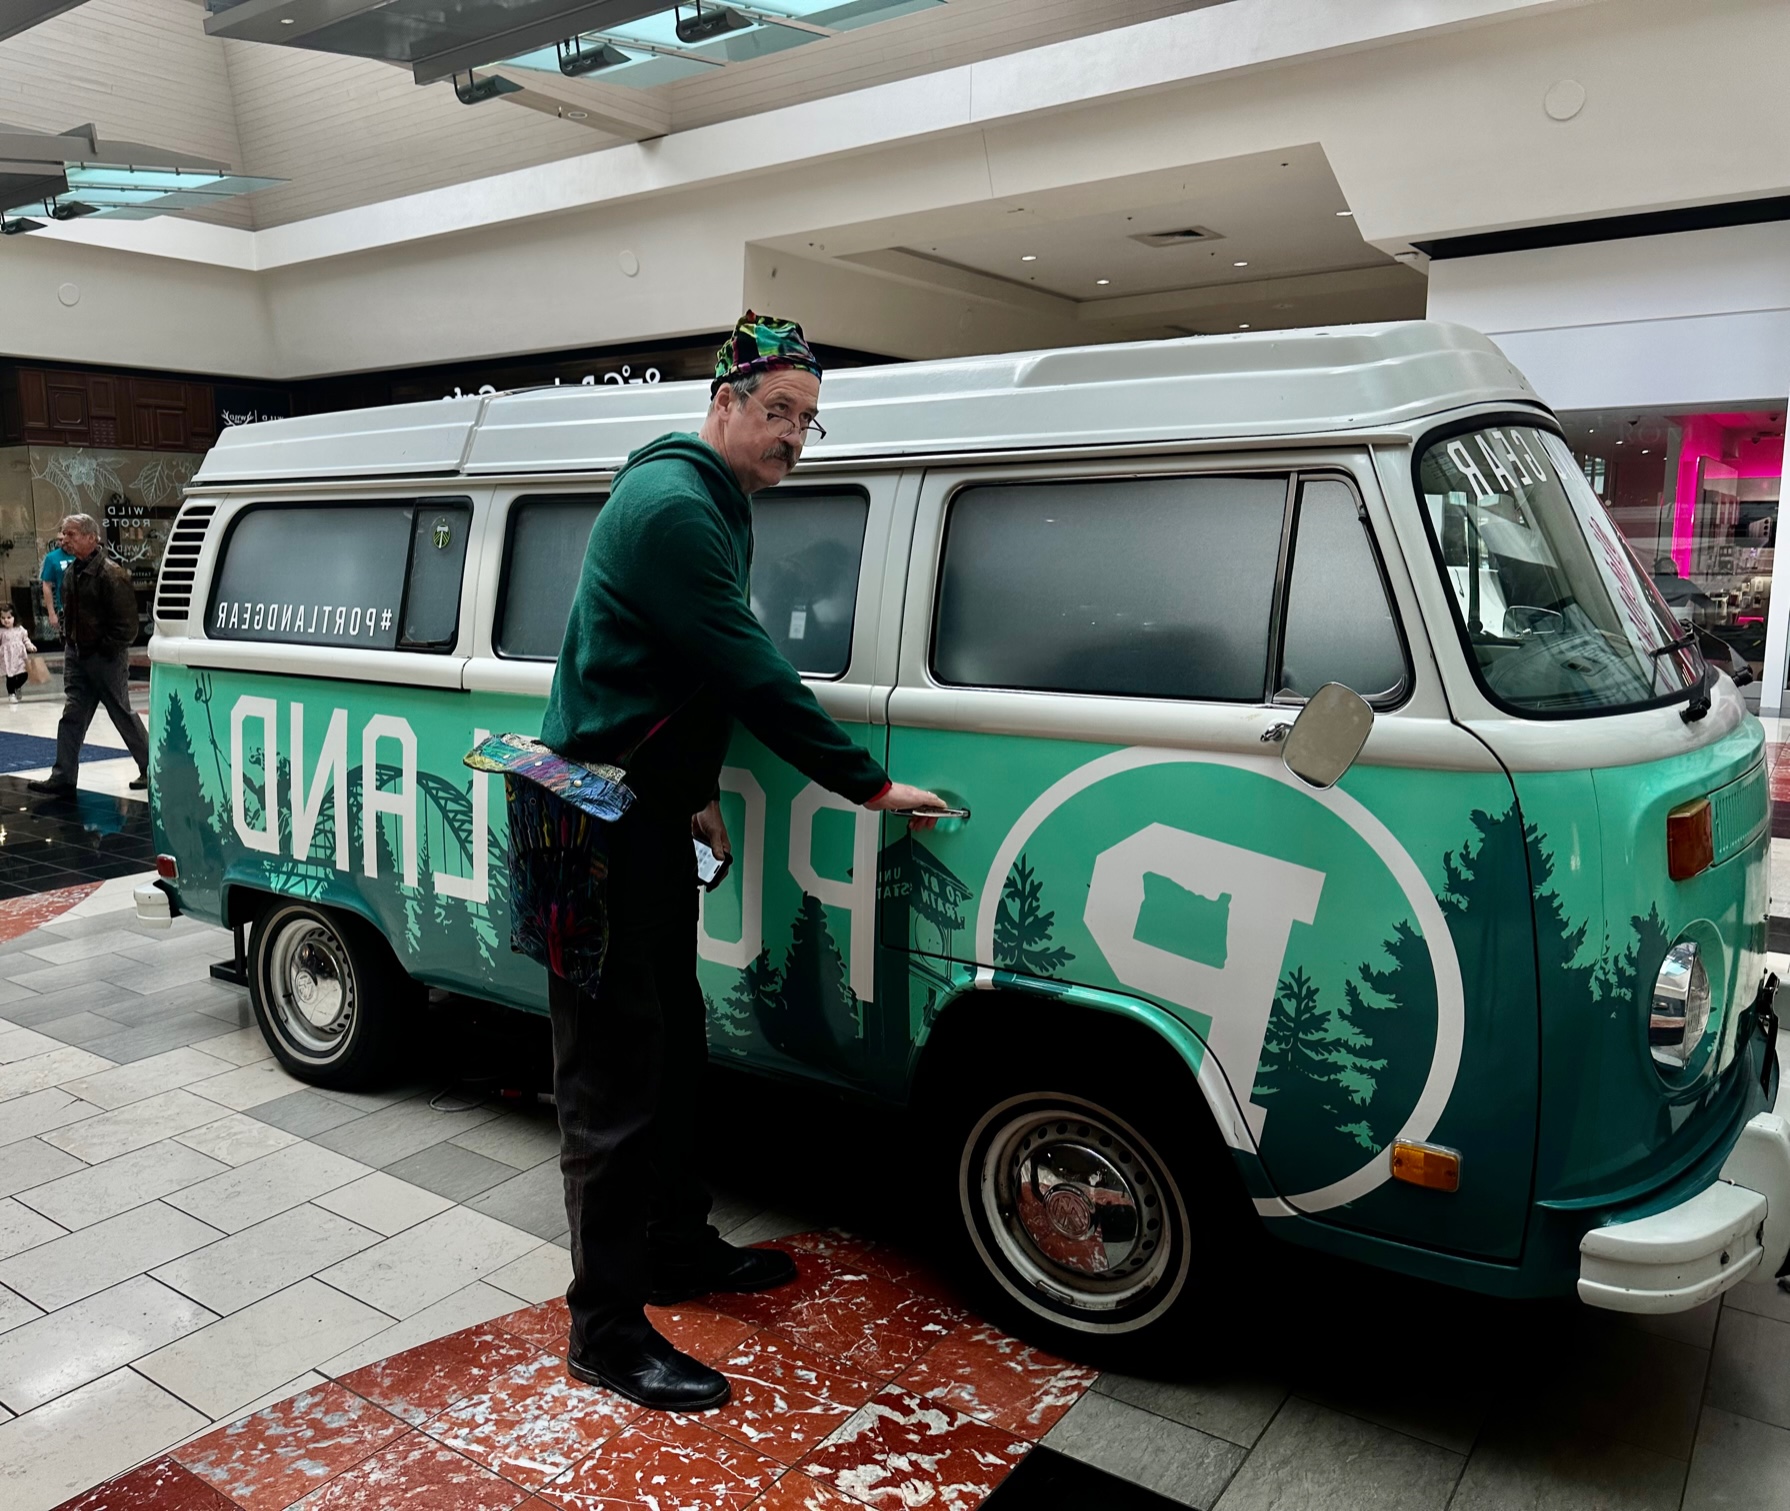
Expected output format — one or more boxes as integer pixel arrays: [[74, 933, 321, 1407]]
[[141, 322, 1789, 1343]]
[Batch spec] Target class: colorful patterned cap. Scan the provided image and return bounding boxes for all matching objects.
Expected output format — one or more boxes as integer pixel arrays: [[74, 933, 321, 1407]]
[[712, 310, 822, 395]]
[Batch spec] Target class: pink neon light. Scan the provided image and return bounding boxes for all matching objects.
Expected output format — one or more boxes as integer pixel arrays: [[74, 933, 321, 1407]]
[[1669, 415, 1785, 574]]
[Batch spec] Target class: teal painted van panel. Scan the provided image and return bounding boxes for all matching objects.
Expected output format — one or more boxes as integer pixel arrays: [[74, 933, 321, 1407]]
[[1511, 715, 1769, 1217], [875, 723, 1537, 1261]]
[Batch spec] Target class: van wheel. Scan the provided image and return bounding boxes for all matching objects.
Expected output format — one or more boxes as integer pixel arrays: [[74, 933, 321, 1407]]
[[248, 901, 411, 1089], [946, 1059, 1245, 1357]]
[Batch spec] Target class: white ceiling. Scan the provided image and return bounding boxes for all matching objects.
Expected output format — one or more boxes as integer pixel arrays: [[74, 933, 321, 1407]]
[[906, 145, 1388, 302]]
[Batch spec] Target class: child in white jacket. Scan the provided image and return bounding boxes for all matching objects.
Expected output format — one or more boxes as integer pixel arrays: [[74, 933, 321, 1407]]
[[0, 606, 37, 704]]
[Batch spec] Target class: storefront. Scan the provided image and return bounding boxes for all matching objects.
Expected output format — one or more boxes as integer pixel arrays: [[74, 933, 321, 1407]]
[[1560, 405, 1785, 709]]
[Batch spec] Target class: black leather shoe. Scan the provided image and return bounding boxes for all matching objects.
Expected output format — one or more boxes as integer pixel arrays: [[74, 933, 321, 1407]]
[[26, 779, 74, 796], [129, 772, 148, 790], [649, 1241, 799, 1306], [566, 1329, 730, 1411]]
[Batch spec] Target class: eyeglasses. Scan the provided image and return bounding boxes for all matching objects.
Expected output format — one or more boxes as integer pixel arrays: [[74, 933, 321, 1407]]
[[741, 387, 826, 444]]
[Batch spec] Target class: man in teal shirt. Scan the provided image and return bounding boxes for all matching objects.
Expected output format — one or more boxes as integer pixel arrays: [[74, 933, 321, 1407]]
[[40, 541, 72, 639], [542, 314, 945, 1411]]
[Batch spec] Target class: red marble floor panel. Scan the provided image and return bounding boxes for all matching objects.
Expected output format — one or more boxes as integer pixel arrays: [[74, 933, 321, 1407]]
[[174, 1381, 410, 1511], [534, 1412, 783, 1511], [898, 1321, 1098, 1440], [645, 1303, 759, 1364], [769, 1267, 967, 1381], [51, 1457, 238, 1511], [492, 1298, 571, 1358], [425, 1350, 641, 1489], [779, 1231, 967, 1310], [800, 1385, 1030, 1509], [745, 1469, 864, 1511], [286, 1432, 532, 1511], [698, 1327, 882, 1466], [339, 1324, 551, 1426], [0, 881, 99, 944]]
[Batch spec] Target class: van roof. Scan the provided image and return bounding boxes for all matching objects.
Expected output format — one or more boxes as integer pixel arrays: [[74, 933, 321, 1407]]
[[193, 320, 1540, 485]]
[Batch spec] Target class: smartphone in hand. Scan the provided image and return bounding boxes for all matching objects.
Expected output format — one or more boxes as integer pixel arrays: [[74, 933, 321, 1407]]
[[693, 839, 733, 892]]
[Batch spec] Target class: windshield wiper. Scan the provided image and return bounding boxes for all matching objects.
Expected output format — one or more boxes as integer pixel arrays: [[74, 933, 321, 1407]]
[[1646, 629, 1698, 659]]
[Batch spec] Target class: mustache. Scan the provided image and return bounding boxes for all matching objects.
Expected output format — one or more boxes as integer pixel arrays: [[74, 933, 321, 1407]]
[[762, 444, 794, 463]]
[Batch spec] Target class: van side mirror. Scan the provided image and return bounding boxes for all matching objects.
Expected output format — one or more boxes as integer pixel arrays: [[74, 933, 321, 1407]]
[[1281, 683, 1374, 789]]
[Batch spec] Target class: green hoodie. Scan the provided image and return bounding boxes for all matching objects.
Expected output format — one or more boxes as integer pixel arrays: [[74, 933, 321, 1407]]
[[541, 433, 891, 817]]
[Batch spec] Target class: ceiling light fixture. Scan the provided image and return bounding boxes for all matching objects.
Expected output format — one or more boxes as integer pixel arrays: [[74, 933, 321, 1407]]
[[453, 70, 522, 105], [1336, 209, 1354, 217], [279, 15, 294, 22], [566, 109, 589, 119], [558, 37, 629, 76], [1238, 322, 1250, 328], [1021, 254, 1036, 261], [1095, 278, 1110, 286], [675, 4, 751, 43], [1233, 260, 1248, 267]]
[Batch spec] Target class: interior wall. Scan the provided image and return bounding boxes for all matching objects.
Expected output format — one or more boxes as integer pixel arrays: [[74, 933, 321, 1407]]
[[1, 236, 274, 378], [1426, 223, 1790, 411], [742, 249, 1086, 361]]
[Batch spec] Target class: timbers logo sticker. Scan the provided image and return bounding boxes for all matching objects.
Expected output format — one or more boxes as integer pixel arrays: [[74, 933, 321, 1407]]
[[973, 749, 1465, 1213]]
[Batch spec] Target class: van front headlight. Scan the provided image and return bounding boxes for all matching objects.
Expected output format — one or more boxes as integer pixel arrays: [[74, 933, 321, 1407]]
[[1650, 941, 1711, 1071]]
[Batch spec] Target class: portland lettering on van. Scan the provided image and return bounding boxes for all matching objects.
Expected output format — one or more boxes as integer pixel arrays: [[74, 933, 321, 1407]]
[[227, 695, 490, 903]]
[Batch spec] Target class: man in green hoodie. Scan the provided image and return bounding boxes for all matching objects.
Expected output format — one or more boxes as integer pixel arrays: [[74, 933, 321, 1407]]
[[540, 313, 946, 1411]]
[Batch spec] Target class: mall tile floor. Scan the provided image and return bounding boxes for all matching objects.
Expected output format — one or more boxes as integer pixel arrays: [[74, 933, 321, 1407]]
[[0, 727, 1783, 1506]]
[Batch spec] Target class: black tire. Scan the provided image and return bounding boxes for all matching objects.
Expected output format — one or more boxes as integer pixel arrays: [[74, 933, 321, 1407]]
[[247, 900, 415, 1089], [939, 1043, 1251, 1362]]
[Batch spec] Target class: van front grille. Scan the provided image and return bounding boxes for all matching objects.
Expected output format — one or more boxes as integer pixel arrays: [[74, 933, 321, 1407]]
[[154, 502, 217, 625], [1711, 760, 1767, 867]]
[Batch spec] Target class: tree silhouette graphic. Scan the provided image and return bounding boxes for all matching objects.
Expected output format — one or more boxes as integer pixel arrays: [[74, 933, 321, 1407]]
[[756, 892, 864, 1078], [154, 690, 225, 878], [994, 851, 1073, 976], [1254, 965, 1387, 1149], [715, 945, 779, 1044]]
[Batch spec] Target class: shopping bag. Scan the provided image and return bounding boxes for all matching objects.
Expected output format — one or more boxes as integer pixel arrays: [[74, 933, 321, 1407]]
[[25, 656, 48, 686], [464, 734, 636, 990]]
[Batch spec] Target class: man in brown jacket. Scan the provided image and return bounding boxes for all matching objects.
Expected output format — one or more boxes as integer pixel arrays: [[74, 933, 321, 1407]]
[[29, 513, 148, 795]]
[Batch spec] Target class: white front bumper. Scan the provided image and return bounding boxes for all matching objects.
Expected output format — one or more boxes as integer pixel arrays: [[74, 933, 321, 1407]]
[[1578, 1112, 1790, 1313]]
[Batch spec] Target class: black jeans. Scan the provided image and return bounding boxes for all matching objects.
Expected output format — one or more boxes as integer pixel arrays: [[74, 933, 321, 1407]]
[[51, 645, 148, 784], [547, 805, 717, 1355]]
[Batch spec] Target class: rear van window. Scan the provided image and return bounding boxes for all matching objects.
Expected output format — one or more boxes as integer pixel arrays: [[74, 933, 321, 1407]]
[[749, 489, 869, 677], [932, 475, 1288, 701], [496, 496, 605, 660], [208, 499, 471, 652]]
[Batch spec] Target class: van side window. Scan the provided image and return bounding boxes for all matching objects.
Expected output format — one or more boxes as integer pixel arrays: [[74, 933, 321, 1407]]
[[933, 475, 1288, 701], [1277, 479, 1408, 702], [496, 496, 605, 660], [208, 499, 472, 652], [749, 489, 869, 677]]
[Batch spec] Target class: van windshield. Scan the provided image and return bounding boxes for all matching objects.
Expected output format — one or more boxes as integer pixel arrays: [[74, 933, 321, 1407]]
[[1418, 423, 1705, 716]]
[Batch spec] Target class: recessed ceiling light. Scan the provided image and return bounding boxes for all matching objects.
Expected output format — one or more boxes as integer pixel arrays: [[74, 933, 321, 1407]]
[[1233, 261, 1248, 267], [280, 15, 294, 21], [1335, 209, 1353, 217], [1096, 278, 1110, 286], [1640, 449, 1649, 454], [1615, 440, 1624, 445], [566, 110, 588, 119], [1021, 254, 1036, 262], [1238, 323, 1250, 329]]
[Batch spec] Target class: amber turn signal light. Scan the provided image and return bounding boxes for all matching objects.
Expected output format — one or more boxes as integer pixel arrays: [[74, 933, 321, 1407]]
[[1666, 798, 1713, 881], [1390, 1141, 1460, 1192]]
